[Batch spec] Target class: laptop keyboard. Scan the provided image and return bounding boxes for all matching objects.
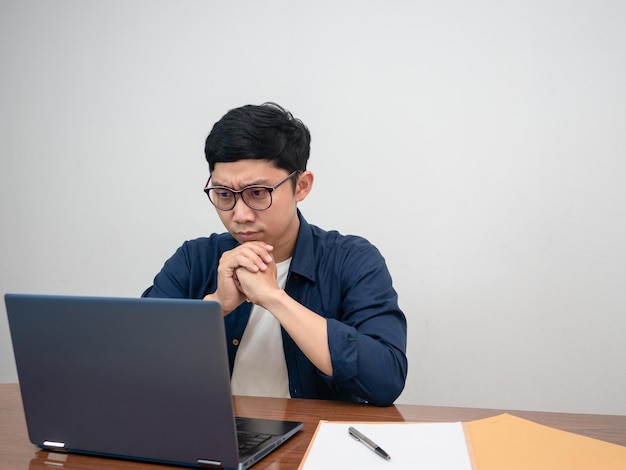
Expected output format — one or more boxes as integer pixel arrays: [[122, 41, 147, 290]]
[[237, 431, 272, 456]]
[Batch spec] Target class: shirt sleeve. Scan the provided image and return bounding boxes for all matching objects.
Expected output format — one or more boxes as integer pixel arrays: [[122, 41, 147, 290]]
[[142, 243, 193, 298], [142, 238, 223, 299], [324, 242, 408, 406]]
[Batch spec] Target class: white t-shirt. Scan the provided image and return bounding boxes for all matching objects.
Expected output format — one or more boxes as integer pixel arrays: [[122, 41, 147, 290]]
[[230, 258, 291, 398]]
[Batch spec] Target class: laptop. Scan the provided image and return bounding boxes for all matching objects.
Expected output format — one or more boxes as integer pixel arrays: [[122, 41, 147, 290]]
[[5, 293, 303, 469]]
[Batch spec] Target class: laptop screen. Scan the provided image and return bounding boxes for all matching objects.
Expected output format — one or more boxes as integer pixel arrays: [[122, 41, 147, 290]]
[[6, 294, 246, 467]]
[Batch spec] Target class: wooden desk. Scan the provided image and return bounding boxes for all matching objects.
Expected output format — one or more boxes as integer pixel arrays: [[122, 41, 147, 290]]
[[2, 383, 625, 469]]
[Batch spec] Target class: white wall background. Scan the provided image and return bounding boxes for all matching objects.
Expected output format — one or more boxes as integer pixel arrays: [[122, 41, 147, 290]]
[[1, 0, 625, 414]]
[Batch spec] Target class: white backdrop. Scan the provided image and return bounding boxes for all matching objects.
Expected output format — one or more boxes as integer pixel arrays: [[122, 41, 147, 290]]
[[1, 0, 625, 414]]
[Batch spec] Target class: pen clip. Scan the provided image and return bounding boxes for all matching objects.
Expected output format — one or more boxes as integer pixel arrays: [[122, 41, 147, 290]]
[[348, 426, 392, 460]]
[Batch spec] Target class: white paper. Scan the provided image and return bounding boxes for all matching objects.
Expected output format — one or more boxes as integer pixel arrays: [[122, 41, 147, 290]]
[[299, 421, 472, 470]]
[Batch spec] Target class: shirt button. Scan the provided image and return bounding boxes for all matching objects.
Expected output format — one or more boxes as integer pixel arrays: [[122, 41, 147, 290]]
[[232, 339, 239, 346]]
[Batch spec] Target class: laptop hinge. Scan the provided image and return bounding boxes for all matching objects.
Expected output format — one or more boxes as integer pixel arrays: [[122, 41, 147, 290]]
[[43, 441, 67, 452], [197, 459, 222, 468]]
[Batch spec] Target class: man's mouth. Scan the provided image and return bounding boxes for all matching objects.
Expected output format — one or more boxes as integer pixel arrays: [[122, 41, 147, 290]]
[[236, 231, 260, 242]]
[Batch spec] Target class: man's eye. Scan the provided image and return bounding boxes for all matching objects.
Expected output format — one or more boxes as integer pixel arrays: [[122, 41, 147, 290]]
[[247, 188, 268, 199], [215, 190, 233, 199]]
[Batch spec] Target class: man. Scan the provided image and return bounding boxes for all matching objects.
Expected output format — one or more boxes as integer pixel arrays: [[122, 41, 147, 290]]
[[143, 103, 407, 406]]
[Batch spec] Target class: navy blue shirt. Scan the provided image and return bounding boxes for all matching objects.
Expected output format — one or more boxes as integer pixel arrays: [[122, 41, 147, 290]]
[[143, 211, 407, 406]]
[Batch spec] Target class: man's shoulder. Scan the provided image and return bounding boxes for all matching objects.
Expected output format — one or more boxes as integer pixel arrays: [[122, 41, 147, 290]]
[[294, 221, 387, 281], [306, 222, 376, 253]]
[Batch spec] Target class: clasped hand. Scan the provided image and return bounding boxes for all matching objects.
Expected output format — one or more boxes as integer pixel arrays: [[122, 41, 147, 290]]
[[206, 241, 279, 314]]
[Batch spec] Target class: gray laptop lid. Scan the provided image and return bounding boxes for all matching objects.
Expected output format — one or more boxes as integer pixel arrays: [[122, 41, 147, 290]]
[[5, 294, 302, 469]]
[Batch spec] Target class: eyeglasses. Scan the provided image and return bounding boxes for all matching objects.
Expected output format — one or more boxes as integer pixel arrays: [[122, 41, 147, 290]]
[[204, 170, 300, 211]]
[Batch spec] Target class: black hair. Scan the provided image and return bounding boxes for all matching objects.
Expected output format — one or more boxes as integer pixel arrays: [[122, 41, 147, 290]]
[[204, 102, 311, 173]]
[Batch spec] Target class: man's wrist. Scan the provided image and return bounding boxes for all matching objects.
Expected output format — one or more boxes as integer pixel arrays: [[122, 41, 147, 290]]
[[203, 293, 228, 313], [261, 289, 291, 314]]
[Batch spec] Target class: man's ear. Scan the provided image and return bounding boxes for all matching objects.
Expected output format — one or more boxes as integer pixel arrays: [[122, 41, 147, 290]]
[[295, 171, 314, 202]]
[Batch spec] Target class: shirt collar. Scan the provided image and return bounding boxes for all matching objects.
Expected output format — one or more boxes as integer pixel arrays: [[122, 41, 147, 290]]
[[289, 209, 317, 283]]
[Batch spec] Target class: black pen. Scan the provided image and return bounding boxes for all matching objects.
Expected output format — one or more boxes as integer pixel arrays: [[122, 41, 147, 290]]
[[348, 426, 391, 460]]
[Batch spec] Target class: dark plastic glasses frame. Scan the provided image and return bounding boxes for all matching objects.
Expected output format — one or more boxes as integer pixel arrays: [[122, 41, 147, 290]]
[[203, 170, 301, 211]]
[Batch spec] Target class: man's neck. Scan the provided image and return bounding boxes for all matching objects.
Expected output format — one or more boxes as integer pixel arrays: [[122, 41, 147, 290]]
[[271, 216, 300, 263]]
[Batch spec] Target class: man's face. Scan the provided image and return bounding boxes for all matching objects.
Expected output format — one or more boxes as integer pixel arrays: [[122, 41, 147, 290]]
[[209, 159, 310, 261]]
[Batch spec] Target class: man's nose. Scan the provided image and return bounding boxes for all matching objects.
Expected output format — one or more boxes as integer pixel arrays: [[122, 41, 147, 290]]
[[231, 195, 255, 223]]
